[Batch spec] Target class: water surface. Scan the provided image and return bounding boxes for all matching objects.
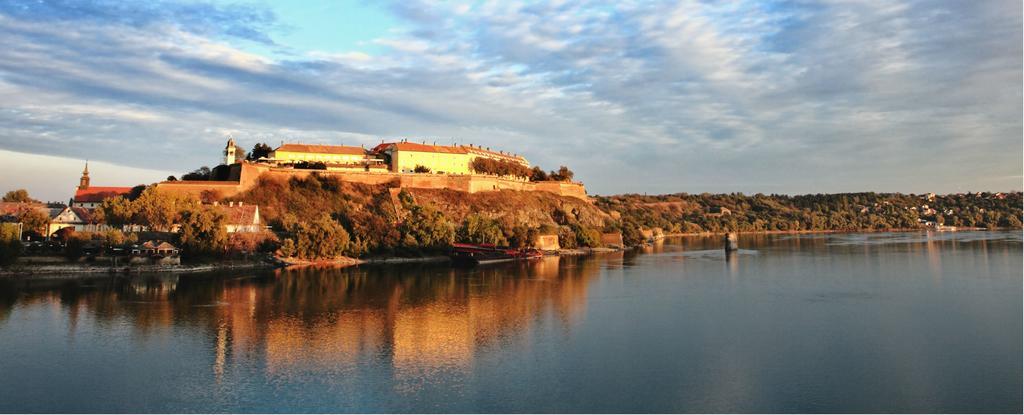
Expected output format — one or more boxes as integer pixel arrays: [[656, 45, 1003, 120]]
[[0, 231, 1020, 412]]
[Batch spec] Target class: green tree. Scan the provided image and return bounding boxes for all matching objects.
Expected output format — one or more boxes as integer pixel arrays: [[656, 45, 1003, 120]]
[[178, 206, 228, 256], [247, 143, 274, 161], [0, 223, 23, 266], [458, 214, 508, 245], [288, 215, 350, 259], [134, 187, 191, 231], [399, 202, 455, 250], [98, 196, 136, 228]]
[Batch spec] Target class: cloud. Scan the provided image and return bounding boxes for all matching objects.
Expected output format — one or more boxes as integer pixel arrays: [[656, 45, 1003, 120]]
[[0, 0, 1019, 196]]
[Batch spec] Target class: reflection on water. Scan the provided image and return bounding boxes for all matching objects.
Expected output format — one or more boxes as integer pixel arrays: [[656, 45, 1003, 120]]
[[0, 232, 1020, 413], [0, 256, 600, 388]]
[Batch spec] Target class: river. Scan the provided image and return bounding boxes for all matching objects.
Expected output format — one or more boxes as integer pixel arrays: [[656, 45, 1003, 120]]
[[0, 231, 1020, 413]]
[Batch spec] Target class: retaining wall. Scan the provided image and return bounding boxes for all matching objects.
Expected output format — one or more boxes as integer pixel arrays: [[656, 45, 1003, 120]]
[[156, 162, 589, 201]]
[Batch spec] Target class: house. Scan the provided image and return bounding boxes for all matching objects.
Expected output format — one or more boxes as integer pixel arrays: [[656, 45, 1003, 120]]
[[46, 206, 112, 235], [372, 141, 472, 174], [370, 140, 530, 174], [214, 202, 262, 233], [270, 143, 370, 165], [72, 163, 133, 208], [141, 240, 179, 256]]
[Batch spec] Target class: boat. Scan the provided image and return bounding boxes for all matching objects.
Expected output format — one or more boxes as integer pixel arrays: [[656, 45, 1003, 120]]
[[450, 243, 544, 265]]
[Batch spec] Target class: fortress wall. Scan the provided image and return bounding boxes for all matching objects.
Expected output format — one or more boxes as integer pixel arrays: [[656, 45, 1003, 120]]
[[533, 181, 588, 199], [155, 181, 245, 199], [157, 162, 589, 201]]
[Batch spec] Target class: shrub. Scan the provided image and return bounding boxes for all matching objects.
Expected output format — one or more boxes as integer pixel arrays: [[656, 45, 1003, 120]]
[[471, 158, 531, 178], [414, 165, 431, 173], [399, 202, 455, 252], [287, 215, 350, 260], [226, 231, 279, 257], [572, 224, 601, 247], [0, 223, 22, 266], [178, 206, 228, 256], [458, 214, 508, 246], [557, 226, 578, 249]]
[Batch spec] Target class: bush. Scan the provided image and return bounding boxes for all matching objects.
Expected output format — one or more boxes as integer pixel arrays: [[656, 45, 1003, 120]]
[[471, 158, 531, 178], [226, 231, 279, 257], [557, 226, 578, 249], [414, 165, 431, 173], [458, 214, 508, 246], [178, 206, 228, 256], [399, 201, 455, 252], [286, 215, 350, 260], [0, 223, 22, 266], [573, 224, 601, 247]]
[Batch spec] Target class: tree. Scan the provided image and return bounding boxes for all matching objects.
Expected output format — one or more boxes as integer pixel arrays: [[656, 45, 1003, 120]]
[[247, 143, 274, 161], [458, 214, 508, 246], [399, 201, 455, 250], [287, 215, 350, 259], [178, 206, 228, 256], [233, 146, 247, 162], [17, 208, 49, 237], [181, 166, 212, 181], [98, 196, 136, 228], [133, 187, 191, 232], [0, 223, 23, 266], [549, 166, 575, 181], [529, 166, 548, 181], [2, 189, 36, 203]]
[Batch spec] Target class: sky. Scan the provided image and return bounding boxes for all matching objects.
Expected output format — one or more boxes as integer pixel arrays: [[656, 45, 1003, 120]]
[[0, 0, 1020, 202]]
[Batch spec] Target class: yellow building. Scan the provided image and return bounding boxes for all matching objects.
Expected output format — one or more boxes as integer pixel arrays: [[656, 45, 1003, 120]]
[[270, 143, 368, 165], [371, 141, 530, 174]]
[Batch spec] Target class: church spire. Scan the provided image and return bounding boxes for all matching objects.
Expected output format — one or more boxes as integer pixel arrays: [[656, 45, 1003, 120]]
[[79, 161, 90, 190]]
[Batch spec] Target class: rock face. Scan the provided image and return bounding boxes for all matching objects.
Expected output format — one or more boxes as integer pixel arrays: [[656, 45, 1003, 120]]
[[406, 188, 610, 229]]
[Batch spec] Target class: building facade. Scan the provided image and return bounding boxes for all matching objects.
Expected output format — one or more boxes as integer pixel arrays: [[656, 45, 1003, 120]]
[[371, 141, 530, 174], [270, 143, 370, 165]]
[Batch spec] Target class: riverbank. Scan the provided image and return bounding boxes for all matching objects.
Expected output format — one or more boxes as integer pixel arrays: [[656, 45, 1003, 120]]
[[0, 258, 275, 278], [1, 245, 630, 279], [662, 226, 992, 238]]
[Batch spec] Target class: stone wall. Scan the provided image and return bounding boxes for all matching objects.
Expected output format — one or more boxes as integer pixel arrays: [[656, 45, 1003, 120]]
[[156, 162, 589, 201], [534, 234, 560, 251], [600, 232, 624, 248]]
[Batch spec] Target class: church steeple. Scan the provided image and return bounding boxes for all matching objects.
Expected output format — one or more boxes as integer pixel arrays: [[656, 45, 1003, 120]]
[[78, 161, 90, 190]]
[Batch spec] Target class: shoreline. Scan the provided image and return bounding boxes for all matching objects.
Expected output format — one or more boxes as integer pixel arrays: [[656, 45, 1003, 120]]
[[1, 227, 1010, 279], [662, 226, 994, 238]]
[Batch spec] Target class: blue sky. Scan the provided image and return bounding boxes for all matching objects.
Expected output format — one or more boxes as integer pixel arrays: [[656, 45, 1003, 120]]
[[0, 0, 1020, 201]]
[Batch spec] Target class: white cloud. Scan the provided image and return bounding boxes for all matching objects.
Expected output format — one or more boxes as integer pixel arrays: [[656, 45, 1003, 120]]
[[0, 0, 1019, 195]]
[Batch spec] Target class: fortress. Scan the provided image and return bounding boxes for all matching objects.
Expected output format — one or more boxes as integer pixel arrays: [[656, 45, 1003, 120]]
[[157, 139, 588, 200]]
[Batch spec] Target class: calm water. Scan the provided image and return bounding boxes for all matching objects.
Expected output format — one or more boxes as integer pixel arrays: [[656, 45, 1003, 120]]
[[0, 232, 1020, 413]]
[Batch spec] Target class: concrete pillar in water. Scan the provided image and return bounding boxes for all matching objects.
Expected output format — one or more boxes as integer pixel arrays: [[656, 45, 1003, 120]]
[[723, 232, 739, 253]]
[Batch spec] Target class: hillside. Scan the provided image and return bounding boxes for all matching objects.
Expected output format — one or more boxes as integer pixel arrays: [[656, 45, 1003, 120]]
[[229, 173, 611, 258], [596, 191, 1023, 235]]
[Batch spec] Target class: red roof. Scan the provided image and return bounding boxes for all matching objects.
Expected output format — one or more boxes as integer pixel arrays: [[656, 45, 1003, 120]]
[[462, 145, 528, 163], [74, 187, 132, 203], [0, 202, 46, 217], [274, 143, 366, 156]]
